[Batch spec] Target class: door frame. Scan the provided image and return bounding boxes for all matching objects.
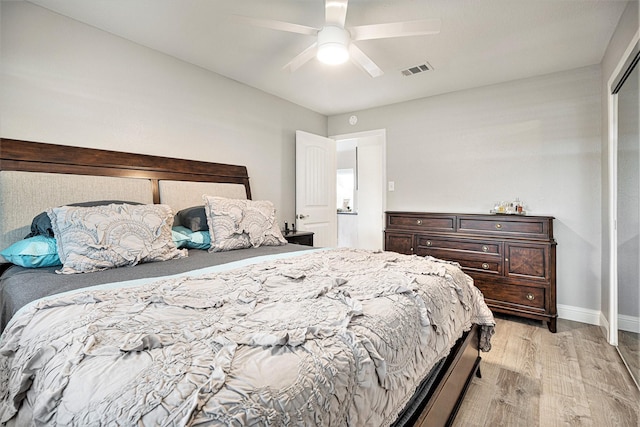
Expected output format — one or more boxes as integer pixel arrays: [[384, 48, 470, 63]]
[[607, 29, 640, 345], [330, 128, 387, 249]]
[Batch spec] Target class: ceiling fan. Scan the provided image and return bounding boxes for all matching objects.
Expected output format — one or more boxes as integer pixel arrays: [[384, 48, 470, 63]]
[[234, 0, 440, 78]]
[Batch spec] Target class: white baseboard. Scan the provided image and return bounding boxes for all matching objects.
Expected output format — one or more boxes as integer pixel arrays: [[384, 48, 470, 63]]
[[557, 304, 602, 326], [618, 313, 640, 333], [558, 306, 639, 341]]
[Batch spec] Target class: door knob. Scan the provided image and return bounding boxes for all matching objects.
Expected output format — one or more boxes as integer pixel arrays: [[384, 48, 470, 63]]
[[297, 214, 308, 219]]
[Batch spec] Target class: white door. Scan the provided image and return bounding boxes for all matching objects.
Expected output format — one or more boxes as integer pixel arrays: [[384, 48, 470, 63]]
[[296, 130, 337, 247]]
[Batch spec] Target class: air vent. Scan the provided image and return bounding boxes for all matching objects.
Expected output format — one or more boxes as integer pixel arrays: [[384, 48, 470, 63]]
[[401, 62, 433, 76]]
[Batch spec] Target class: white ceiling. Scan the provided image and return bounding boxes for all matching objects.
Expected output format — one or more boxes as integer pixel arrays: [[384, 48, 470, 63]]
[[25, 0, 629, 115]]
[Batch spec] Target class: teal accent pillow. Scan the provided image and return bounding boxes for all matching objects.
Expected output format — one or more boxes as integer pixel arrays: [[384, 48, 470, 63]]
[[172, 226, 211, 250], [1, 236, 62, 268], [171, 229, 191, 249]]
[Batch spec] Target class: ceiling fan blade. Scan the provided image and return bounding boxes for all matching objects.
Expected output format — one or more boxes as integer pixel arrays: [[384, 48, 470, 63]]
[[232, 15, 317, 36], [349, 44, 383, 78], [283, 42, 318, 73], [325, 0, 348, 27], [350, 19, 441, 41]]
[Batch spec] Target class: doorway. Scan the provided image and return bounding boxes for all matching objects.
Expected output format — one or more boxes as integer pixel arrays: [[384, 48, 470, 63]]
[[332, 129, 386, 250]]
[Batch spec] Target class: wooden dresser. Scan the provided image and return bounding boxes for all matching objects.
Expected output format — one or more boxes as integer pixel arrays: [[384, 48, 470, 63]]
[[384, 212, 557, 332]]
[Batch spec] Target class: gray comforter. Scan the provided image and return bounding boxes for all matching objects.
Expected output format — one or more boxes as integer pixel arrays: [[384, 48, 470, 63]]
[[0, 244, 309, 332], [0, 248, 494, 426]]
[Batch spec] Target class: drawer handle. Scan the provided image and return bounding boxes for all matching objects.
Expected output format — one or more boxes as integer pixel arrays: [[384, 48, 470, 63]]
[[481, 263, 489, 270], [426, 240, 432, 247], [526, 293, 535, 301], [495, 223, 502, 229], [482, 245, 489, 252], [416, 219, 423, 225]]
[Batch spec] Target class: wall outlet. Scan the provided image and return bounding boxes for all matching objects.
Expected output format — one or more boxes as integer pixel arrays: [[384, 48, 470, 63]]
[[388, 181, 395, 191]]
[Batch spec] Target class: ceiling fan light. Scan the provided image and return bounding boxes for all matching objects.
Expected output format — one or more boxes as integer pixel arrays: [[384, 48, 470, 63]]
[[317, 43, 349, 65], [316, 25, 350, 65]]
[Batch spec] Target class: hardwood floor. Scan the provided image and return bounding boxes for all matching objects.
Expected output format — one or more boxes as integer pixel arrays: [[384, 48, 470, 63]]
[[618, 329, 640, 388], [452, 315, 640, 427]]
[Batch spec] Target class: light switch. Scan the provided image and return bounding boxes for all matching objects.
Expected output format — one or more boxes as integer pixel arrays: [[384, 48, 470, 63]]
[[388, 181, 395, 191]]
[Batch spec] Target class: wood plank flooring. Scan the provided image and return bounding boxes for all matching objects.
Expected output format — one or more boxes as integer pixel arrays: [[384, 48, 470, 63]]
[[618, 330, 640, 388], [452, 315, 640, 427]]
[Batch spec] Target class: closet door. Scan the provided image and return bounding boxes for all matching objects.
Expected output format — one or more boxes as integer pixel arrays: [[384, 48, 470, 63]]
[[616, 51, 640, 387]]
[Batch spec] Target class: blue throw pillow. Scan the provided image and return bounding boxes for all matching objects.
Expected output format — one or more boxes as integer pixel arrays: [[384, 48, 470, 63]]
[[1, 236, 62, 268], [171, 228, 191, 249], [172, 226, 211, 250]]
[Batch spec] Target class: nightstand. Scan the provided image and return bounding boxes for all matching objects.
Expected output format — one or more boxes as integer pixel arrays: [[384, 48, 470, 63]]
[[283, 231, 314, 247]]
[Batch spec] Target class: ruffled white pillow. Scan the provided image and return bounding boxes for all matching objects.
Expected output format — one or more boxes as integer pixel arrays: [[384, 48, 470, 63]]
[[48, 203, 187, 274], [203, 196, 287, 252]]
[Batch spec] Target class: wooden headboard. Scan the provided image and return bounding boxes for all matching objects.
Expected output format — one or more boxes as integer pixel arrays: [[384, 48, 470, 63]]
[[0, 138, 252, 256], [0, 139, 252, 202]]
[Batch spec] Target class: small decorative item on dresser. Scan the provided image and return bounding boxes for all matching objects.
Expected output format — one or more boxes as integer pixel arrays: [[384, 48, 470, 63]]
[[283, 230, 314, 247], [491, 198, 526, 215]]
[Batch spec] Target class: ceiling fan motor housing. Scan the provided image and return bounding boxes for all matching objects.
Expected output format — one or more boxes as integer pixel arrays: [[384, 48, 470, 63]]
[[317, 26, 351, 64]]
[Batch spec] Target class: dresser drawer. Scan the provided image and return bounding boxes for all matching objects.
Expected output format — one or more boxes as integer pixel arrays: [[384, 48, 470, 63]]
[[506, 243, 550, 280], [458, 216, 550, 239], [415, 236, 501, 256], [387, 213, 456, 232], [385, 232, 414, 255], [416, 247, 502, 276], [458, 258, 502, 275], [475, 281, 545, 310]]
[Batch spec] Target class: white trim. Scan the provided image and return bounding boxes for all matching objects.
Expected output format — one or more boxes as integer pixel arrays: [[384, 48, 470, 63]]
[[558, 304, 602, 326], [618, 314, 640, 334], [329, 128, 387, 141], [607, 29, 640, 346], [608, 89, 619, 345]]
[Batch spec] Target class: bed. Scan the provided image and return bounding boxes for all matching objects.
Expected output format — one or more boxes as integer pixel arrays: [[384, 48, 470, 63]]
[[0, 138, 495, 427]]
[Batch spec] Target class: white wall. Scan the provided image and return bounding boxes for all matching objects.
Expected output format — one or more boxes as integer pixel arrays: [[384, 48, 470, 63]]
[[336, 143, 357, 211], [0, 2, 326, 224], [329, 66, 602, 318], [355, 134, 385, 251]]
